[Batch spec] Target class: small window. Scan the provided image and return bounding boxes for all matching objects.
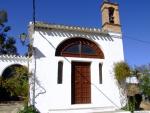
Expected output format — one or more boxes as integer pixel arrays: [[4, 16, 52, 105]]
[[99, 63, 102, 84], [57, 61, 63, 84]]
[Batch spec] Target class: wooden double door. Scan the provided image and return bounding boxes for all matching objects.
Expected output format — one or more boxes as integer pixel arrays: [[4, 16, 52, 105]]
[[71, 62, 91, 104]]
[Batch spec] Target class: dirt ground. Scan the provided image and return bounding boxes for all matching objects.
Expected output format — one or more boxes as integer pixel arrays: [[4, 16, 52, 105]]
[[140, 101, 150, 110]]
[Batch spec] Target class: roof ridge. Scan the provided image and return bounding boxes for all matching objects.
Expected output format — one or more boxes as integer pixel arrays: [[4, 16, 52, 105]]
[[29, 21, 109, 34], [35, 21, 101, 30]]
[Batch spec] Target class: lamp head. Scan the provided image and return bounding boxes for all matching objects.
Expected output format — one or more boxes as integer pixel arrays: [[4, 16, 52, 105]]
[[20, 33, 27, 45]]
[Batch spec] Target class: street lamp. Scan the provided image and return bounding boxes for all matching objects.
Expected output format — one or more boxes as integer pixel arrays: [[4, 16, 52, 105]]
[[20, 32, 30, 72], [20, 33, 33, 57], [20, 33, 32, 106], [20, 33, 27, 45], [19, 0, 36, 109], [20, 32, 36, 107]]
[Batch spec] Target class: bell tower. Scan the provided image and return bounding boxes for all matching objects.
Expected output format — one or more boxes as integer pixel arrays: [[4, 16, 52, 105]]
[[101, 0, 121, 33]]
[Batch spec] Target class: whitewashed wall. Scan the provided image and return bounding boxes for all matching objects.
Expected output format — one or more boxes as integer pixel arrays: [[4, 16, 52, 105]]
[[31, 28, 125, 113]]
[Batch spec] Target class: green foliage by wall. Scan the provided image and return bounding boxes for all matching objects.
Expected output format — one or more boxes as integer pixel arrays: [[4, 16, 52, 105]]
[[18, 105, 40, 113], [0, 65, 28, 101], [114, 61, 130, 82], [140, 74, 150, 97]]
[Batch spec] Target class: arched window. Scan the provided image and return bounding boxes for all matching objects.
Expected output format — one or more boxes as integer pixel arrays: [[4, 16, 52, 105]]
[[108, 7, 115, 24], [55, 37, 104, 59]]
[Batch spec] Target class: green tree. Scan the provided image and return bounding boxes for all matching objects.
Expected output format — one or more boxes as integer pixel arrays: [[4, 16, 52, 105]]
[[0, 10, 18, 55], [136, 64, 150, 100], [0, 65, 28, 102], [113, 61, 131, 108], [4, 66, 28, 96], [140, 75, 150, 99], [114, 61, 131, 83]]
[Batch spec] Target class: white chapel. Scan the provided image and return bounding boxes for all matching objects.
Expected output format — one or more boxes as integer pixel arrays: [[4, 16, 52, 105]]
[[0, 0, 129, 113], [27, 0, 127, 113]]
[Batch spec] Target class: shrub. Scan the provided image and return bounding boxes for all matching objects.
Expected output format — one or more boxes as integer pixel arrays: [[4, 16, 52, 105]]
[[0, 66, 28, 102], [114, 61, 130, 82], [18, 105, 39, 113], [140, 74, 150, 100]]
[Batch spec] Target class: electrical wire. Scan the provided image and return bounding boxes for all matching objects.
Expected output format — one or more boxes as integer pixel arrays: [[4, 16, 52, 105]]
[[32, 0, 36, 108], [123, 35, 150, 45], [33, 0, 36, 29]]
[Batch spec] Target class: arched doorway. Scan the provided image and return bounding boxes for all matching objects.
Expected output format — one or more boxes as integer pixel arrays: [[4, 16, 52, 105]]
[[56, 37, 104, 104], [0, 64, 28, 102]]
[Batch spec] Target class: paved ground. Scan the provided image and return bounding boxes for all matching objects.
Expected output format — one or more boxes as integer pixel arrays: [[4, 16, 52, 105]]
[[93, 110, 130, 113], [0, 101, 149, 113], [0, 102, 23, 113]]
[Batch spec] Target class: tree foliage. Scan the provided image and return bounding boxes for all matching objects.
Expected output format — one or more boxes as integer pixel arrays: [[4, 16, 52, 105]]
[[0, 10, 7, 24], [3, 66, 28, 97], [0, 66, 28, 101], [114, 61, 131, 82], [140, 75, 150, 97], [136, 64, 150, 98], [0, 10, 18, 55]]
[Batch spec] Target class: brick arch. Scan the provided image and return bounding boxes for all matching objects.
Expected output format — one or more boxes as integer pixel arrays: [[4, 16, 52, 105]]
[[55, 37, 104, 59]]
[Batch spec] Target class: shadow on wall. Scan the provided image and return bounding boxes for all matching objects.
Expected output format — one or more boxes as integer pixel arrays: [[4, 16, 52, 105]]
[[0, 87, 21, 102], [34, 47, 45, 59], [40, 30, 114, 42]]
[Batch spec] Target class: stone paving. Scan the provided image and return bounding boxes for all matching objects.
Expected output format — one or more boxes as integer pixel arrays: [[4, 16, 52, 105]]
[[0, 102, 150, 113], [93, 110, 130, 113], [0, 102, 23, 113]]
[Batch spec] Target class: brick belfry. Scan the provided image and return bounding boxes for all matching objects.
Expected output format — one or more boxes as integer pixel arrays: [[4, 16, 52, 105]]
[[101, 0, 121, 33]]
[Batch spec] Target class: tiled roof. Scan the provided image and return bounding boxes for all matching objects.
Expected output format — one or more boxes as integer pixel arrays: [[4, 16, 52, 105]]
[[32, 21, 108, 34]]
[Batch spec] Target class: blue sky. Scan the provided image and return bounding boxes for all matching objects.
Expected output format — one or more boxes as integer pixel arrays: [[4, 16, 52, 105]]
[[0, 0, 150, 66]]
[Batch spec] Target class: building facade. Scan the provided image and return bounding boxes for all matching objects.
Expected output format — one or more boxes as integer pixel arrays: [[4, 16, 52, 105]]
[[28, 1, 126, 113]]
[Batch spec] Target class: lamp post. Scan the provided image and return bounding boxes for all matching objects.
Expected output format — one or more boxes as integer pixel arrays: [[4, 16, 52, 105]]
[[19, 0, 36, 108], [20, 33, 35, 106]]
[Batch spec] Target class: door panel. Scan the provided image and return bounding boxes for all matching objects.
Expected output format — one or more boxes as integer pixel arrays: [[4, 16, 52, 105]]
[[71, 62, 91, 104]]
